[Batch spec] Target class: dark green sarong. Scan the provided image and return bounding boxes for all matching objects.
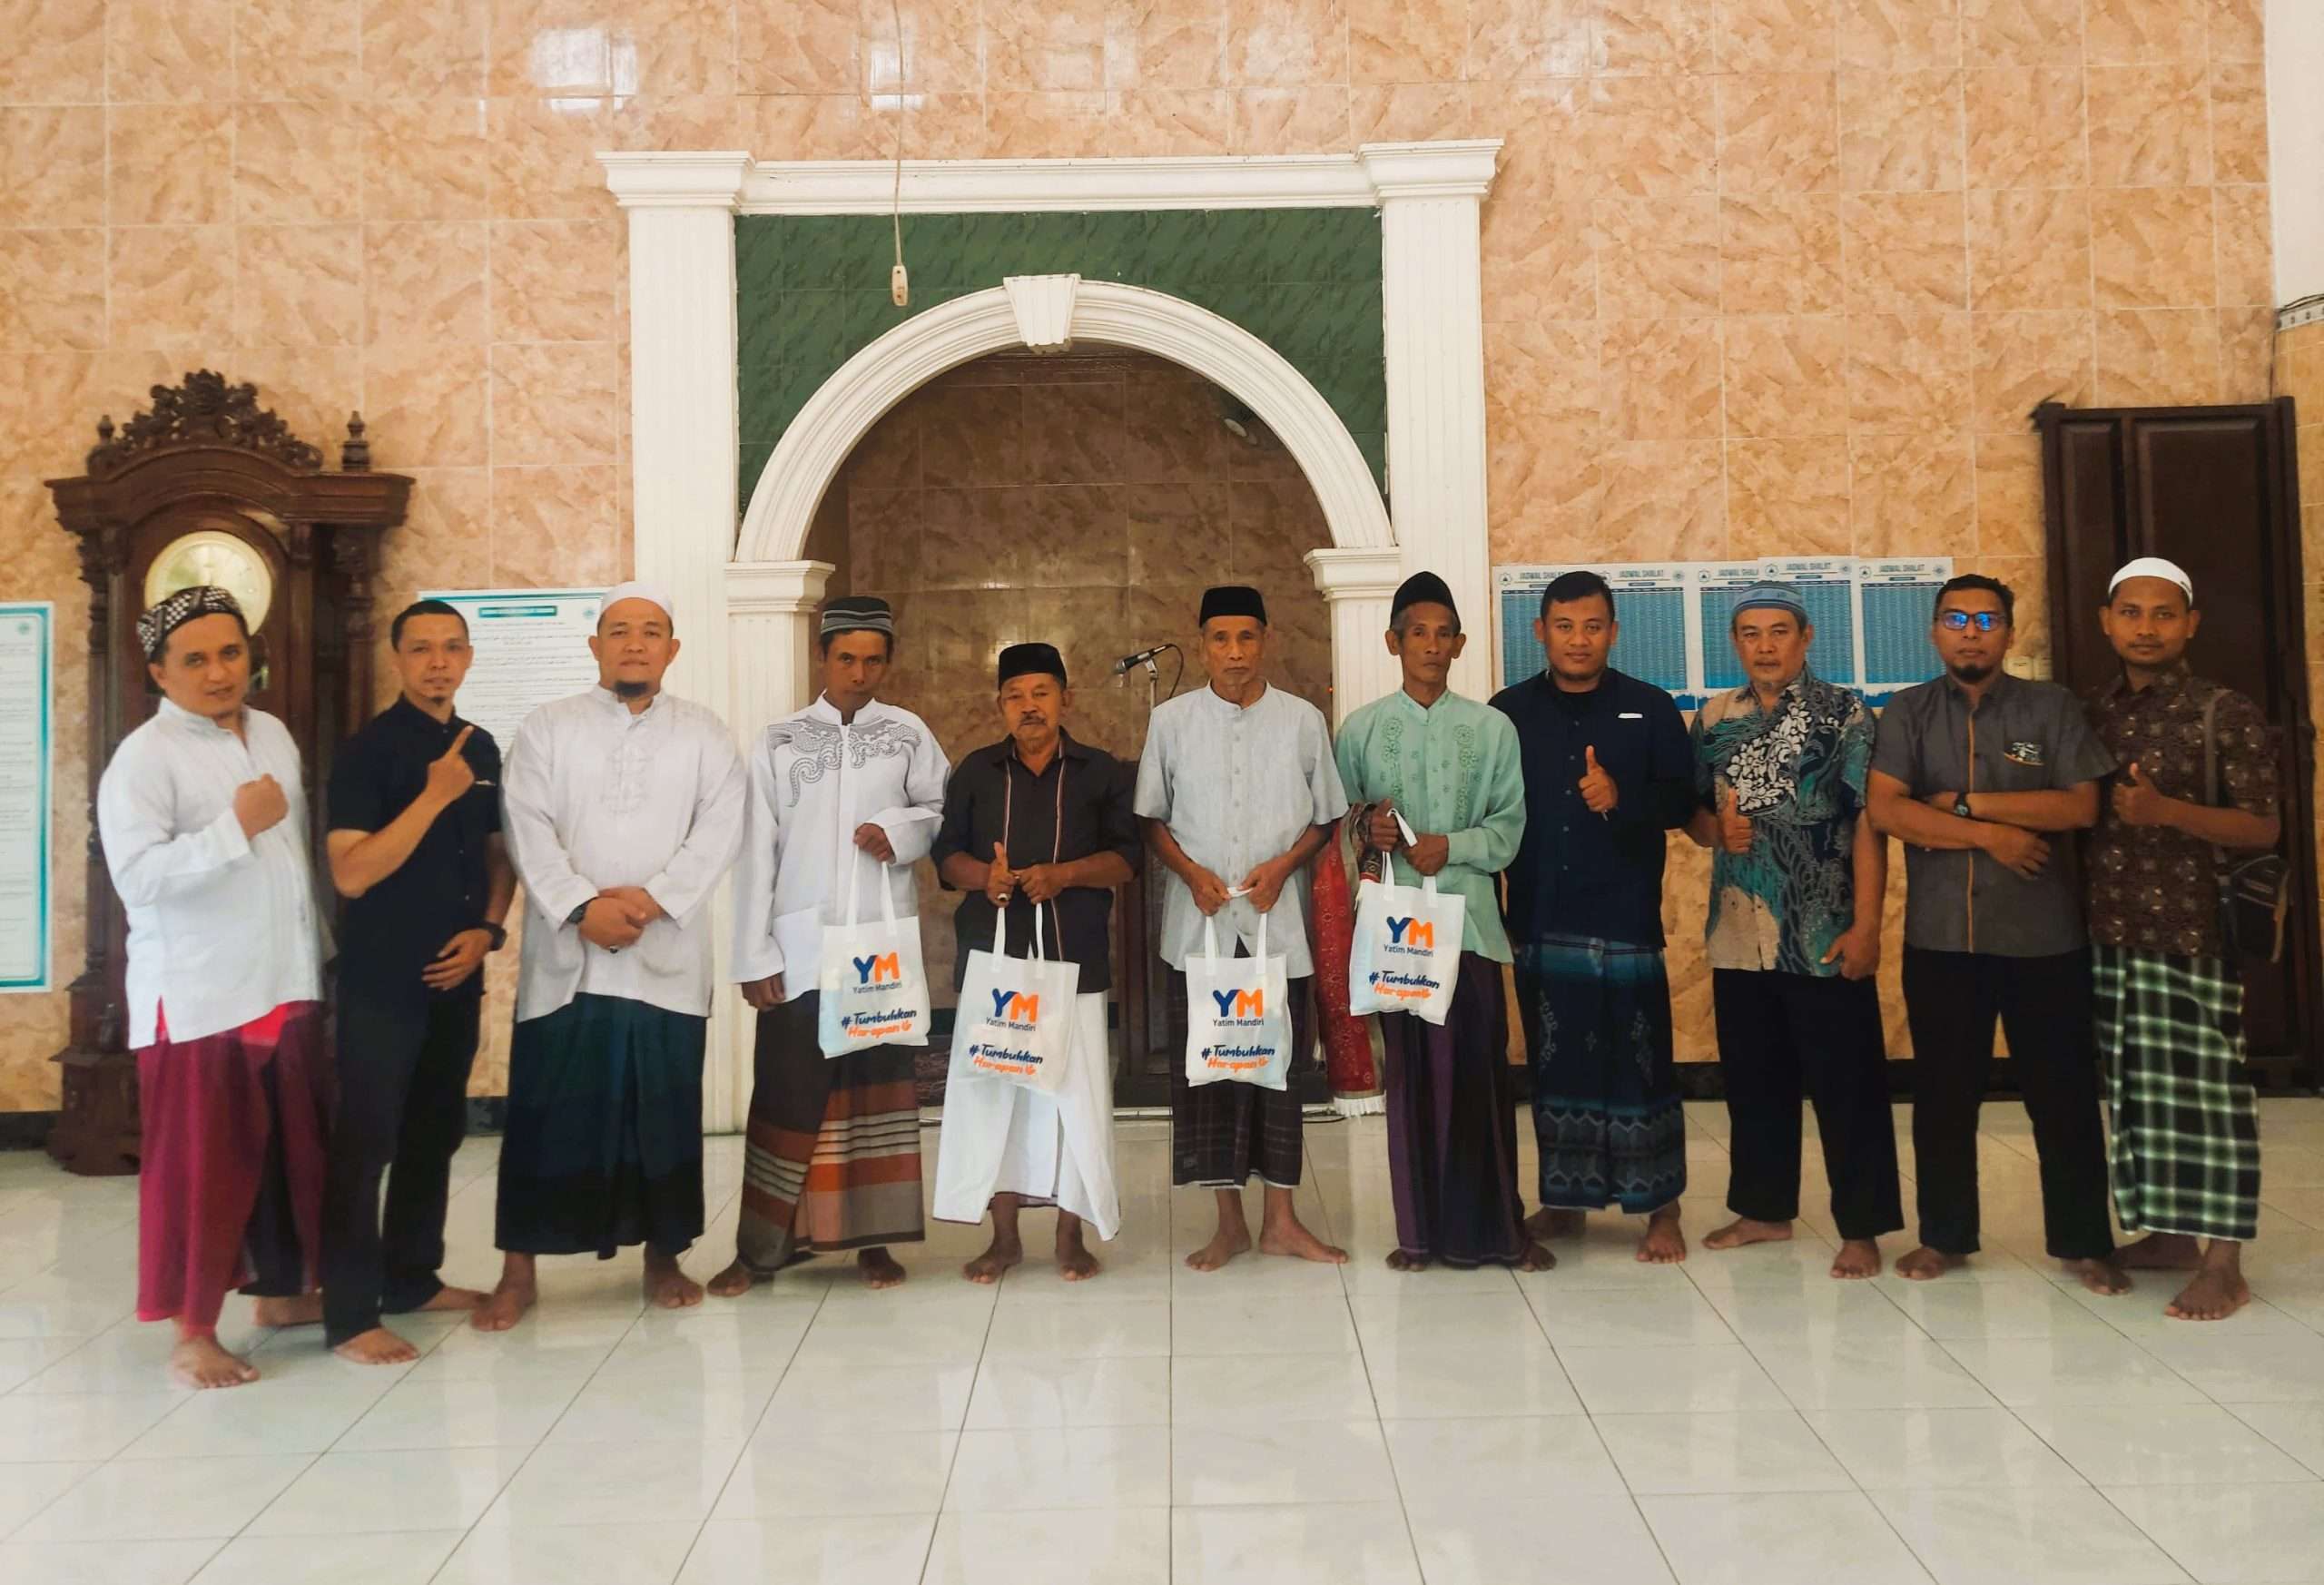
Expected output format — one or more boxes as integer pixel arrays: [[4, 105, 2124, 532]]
[[497, 992, 706, 1258]]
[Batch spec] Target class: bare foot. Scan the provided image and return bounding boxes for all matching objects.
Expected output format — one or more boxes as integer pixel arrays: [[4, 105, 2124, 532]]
[[1526, 1207, 1586, 1240], [963, 1237, 1023, 1285], [859, 1247, 908, 1289], [2166, 1266, 2250, 1322], [418, 1285, 487, 1314], [251, 1294, 323, 1327], [1385, 1248, 1431, 1272], [170, 1334, 260, 1389], [706, 1258, 757, 1298], [333, 1326, 420, 1365], [1892, 1245, 1961, 1282], [1637, 1207, 1687, 1265], [1258, 1219, 1349, 1265], [2119, 1232, 2204, 1271], [1515, 1242, 1557, 1272], [2068, 1255, 2132, 1297], [1703, 1217, 1793, 1251], [1056, 1223, 1101, 1283], [471, 1277, 537, 1332], [1830, 1238, 1881, 1279], [643, 1249, 704, 1310], [1185, 1224, 1254, 1273]]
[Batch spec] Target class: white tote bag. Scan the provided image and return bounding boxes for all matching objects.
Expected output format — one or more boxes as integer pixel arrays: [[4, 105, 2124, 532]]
[[1345, 872, 1465, 1026], [815, 851, 932, 1057], [1183, 912, 1295, 1090], [949, 903, 1080, 1096]]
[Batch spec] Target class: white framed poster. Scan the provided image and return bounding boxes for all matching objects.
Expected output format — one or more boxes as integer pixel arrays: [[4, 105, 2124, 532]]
[[417, 588, 605, 751], [0, 604, 54, 993]]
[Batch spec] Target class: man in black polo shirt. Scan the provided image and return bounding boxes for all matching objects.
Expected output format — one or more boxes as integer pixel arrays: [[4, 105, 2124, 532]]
[[931, 642, 1139, 1282], [321, 599, 514, 1361], [1491, 570, 1698, 1263]]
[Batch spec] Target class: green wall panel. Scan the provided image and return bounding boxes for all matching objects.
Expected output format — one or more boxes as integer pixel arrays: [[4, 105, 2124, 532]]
[[734, 208, 1386, 516]]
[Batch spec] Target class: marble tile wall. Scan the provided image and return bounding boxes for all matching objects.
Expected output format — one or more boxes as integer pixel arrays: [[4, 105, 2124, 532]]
[[0, 0, 2287, 1102], [814, 346, 1336, 1003]]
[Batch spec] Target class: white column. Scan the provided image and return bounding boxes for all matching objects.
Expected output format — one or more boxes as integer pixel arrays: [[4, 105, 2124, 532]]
[[2268, 0, 2324, 309], [1362, 140, 1501, 701], [1306, 546, 1405, 728], [602, 150, 753, 1131]]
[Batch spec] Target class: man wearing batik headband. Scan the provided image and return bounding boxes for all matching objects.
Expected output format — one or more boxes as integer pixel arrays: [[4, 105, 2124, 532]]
[[709, 594, 950, 1296], [96, 584, 332, 1388], [479, 580, 746, 1329], [2083, 557, 2280, 1322], [1136, 584, 1350, 1271], [931, 642, 1140, 1282]]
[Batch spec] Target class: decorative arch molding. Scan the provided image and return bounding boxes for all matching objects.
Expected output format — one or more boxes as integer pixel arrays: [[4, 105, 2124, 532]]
[[734, 279, 1394, 566]]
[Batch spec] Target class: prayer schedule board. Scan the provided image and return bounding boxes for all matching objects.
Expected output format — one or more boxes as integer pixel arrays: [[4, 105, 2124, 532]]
[[1494, 558, 1954, 709], [0, 605, 53, 992], [419, 589, 605, 751]]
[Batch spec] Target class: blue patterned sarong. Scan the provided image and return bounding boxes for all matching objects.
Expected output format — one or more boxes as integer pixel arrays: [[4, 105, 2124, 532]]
[[1514, 934, 1687, 1215]]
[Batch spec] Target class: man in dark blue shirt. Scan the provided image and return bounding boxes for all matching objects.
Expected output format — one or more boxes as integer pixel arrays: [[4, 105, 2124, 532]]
[[1491, 571, 1696, 1263], [322, 600, 513, 1362]]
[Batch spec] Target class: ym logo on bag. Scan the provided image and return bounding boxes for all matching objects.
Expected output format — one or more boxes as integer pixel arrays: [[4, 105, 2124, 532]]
[[852, 952, 901, 987], [1386, 916, 1434, 949], [990, 989, 1041, 1024], [1210, 988, 1265, 1019]]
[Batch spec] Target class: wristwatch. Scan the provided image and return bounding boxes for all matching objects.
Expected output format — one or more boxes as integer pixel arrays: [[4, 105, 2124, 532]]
[[1953, 794, 1974, 819], [480, 921, 508, 952]]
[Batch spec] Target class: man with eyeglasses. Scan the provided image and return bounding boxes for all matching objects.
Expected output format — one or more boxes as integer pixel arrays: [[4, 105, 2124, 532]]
[[1866, 574, 2127, 1295]]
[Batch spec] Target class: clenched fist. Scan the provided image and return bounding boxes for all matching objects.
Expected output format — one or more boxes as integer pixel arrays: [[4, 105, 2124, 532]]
[[234, 774, 289, 839]]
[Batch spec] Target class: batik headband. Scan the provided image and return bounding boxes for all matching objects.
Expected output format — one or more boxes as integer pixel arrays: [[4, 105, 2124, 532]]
[[138, 584, 246, 660]]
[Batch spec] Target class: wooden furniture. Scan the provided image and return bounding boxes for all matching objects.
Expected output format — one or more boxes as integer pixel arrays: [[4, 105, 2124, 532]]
[[2038, 399, 2318, 1084], [43, 371, 410, 1173]]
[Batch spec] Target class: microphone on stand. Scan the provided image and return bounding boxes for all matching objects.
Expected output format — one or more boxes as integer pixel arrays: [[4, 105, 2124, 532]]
[[1111, 644, 1172, 675]]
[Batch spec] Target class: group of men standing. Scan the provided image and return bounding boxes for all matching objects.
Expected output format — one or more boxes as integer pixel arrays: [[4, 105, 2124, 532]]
[[94, 550, 2281, 1387]]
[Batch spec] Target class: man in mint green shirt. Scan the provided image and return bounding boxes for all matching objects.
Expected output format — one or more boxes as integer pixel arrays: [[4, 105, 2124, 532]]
[[1334, 572, 1547, 1273]]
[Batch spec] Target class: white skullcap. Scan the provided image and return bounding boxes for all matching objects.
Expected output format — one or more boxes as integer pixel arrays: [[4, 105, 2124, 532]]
[[2107, 556, 2192, 603], [599, 580, 675, 622]]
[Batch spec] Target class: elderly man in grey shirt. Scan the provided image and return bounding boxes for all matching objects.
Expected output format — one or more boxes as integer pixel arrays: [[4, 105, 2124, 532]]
[[1866, 573, 2126, 1296], [1136, 584, 1350, 1273]]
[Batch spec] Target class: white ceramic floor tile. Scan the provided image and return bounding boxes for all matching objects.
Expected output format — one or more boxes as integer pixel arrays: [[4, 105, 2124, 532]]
[[334, 1374, 586, 1451], [2229, 1403, 2324, 1477], [1525, 1285, 1737, 1349], [543, 1369, 779, 1446], [2135, 1332, 2324, 1404], [183, 1531, 463, 1585], [964, 1355, 1171, 1428], [242, 1446, 523, 1535], [1172, 1421, 1398, 1508], [1382, 1416, 1627, 1508], [1362, 1336, 1585, 1418], [1871, 1484, 2193, 1584], [1171, 1501, 1420, 1585], [2015, 1403, 2319, 1487], [716, 1432, 957, 1519], [595, 1308, 815, 1377], [1594, 1410, 1857, 1495], [1699, 1283, 1925, 1346], [436, 1519, 704, 1585], [1169, 1294, 1361, 1355], [1939, 1335, 2207, 1406], [1752, 1334, 2001, 1412], [980, 1299, 1172, 1360], [0, 1462, 96, 1538], [1554, 1345, 1792, 1414], [0, 1539, 222, 1585], [1802, 1408, 2089, 1490], [491, 1440, 744, 1529], [675, 1518, 932, 1585], [1876, 1275, 2126, 1340], [942, 1426, 1172, 1511], [14, 1455, 312, 1541], [0, 1393, 181, 1463], [761, 1359, 978, 1431], [1638, 1490, 1934, 1585], [1346, 1290, 1549, 1351], [118, 1374, 392, 1459], [2102, 1482, 2324, 1584], [1403, 1493, 1678, 1584], [1172, 1351, 1376, 1424], [0, 1338, 99, 1393], [921, 1508, 1169, 1585]]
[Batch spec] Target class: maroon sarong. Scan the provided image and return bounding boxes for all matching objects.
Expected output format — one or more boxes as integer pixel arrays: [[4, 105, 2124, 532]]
[[136, 1000, 330, 1333], [1311, 813, 1383, 1110]]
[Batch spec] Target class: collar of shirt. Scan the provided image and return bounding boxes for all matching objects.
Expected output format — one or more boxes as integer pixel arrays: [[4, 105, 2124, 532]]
[[1195, 681, 1270, 714], [384, 694, 468, 739], [2099, 660, 2192, 706], [1385, 686, 1460, 721], [156, 696, 249, 739], [591, 684, 664, 719], [1721, 665, 1813, 715], [980, 730, 1096, 772], [1939, 667, 2024, 712]]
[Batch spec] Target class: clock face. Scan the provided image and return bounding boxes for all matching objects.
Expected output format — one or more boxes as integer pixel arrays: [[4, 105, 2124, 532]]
[[143, 529, 274, 634]]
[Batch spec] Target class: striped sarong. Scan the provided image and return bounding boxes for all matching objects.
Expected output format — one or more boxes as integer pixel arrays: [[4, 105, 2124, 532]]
[[2094, 943, 2260, 1243], [734, 991, 925, 1273], [1514, 934, 1688, 1215]]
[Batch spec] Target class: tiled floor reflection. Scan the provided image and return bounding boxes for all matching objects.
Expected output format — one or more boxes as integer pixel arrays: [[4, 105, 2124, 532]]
[[7, 1098, 2324, 1583]]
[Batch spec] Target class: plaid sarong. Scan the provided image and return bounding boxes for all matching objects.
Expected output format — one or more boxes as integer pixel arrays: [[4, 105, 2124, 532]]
[[2094, 944, 2260, 1243]]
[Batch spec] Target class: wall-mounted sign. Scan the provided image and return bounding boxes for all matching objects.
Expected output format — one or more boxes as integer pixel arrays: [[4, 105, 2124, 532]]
[[0, 604, 54, 993], [418, 588, 605, 750]]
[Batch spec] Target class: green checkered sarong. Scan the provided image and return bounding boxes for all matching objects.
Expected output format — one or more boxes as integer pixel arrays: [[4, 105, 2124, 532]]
[[2093, 944, 2260, 1243]]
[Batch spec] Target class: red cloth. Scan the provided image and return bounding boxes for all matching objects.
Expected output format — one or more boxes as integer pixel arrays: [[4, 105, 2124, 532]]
[[136, 1000, 330, 1332], [1310, 816, 1382, 1107]]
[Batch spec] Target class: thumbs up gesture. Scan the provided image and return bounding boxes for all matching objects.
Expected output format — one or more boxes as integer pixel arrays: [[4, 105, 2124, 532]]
[[985, 841, 1016, 906], [1717, 782, 1755, 855], [2112, 760, 2172, 827], [1578, 743, 1619, 814]]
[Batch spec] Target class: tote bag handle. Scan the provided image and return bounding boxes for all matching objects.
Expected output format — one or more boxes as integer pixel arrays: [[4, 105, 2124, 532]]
[[842, 842, 899, 930]]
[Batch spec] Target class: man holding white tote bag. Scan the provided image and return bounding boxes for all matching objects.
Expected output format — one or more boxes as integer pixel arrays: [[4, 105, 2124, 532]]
[[932, 644, 1140, 1283]]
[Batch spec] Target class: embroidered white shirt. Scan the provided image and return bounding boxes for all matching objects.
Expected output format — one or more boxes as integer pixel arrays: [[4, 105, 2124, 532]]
[[729, 694, 950, 988], [502, 686, 747, 1023], [96, 700, 329, 1048]]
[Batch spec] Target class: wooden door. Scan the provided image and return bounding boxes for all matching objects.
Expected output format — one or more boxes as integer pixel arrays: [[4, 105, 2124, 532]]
[[2037, 399, 2319, 1078]]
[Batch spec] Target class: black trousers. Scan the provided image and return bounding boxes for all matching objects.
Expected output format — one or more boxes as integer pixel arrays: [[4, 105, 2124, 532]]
[[321, 981, 480, 1344], [1713, 969, 1904, 1242], [1902, 946, 2114, 1262]]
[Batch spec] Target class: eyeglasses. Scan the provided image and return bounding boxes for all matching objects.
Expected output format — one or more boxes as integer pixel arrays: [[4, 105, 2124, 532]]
[[1938, 611, 2006, 633]]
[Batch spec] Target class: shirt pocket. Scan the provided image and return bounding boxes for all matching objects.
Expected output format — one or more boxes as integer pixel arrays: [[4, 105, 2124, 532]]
[[1987, 733, 2055, 791]]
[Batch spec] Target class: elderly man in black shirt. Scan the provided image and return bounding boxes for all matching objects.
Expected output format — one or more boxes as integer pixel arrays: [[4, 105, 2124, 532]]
[[931, 643, 1140, 1283], [321, 599, 514, 1361]]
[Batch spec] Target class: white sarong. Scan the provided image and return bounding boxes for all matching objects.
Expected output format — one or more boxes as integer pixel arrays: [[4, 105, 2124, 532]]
[[932, 991, 1119, 1240]]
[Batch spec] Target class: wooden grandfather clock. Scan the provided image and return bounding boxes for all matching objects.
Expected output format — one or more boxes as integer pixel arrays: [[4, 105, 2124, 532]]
[[44, 371, 411, 1173]]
